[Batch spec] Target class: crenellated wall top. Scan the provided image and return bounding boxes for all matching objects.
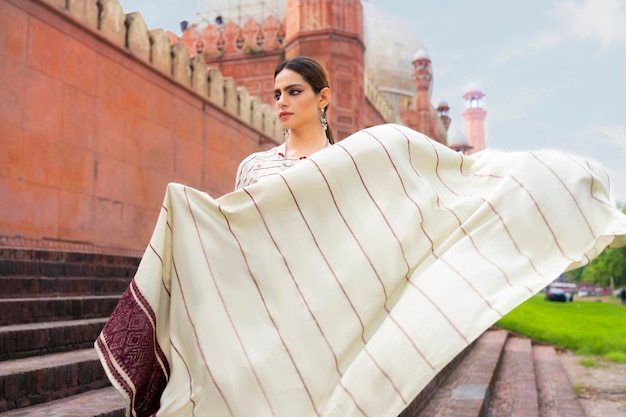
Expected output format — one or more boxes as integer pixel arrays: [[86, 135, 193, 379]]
[[41, 0, 403, 142], [40, 0, 283, 143]]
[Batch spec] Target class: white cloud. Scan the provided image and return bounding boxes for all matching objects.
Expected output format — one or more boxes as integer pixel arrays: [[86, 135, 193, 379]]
[[492, 32, 563, 65], [593, 124, 626, 150], [490, 84, 564, 125], [556, 0, 626, 47], [492, 0, 626, 65]]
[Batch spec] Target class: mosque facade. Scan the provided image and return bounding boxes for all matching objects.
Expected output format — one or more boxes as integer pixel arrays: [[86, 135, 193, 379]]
[[0, 0, 486, 254], [171, 0, 487, 152]]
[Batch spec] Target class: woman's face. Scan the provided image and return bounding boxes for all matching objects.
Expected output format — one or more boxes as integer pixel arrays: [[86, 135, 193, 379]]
[[273, 69, 326, 131]]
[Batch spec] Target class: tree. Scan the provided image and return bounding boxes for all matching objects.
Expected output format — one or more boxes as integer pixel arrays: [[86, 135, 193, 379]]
[[567, 203, 626, 288]]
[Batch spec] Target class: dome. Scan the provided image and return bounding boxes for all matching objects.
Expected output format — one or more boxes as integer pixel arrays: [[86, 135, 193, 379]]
[[362, 1, 429, 111], [412, 48, 430, 62], [465, 83, 484, 94], [437, 100, 449, 108], [449, 130, 470, 145]]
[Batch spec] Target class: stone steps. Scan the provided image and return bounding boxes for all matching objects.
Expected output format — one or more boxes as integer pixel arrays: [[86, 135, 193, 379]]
[[0, 348, 110, 413], [0, 318, 108, 360], [0, 295, 122, 326], [0, 386, 125, 417], [534, 345, 586, 417], [488, 336, 540, 417], [0, 248, 586, 416], [0, 276, 131, 298], [0, 259, 137, 278], [400, 330, 585, 417], [407, 329, 509, 417], [0, 248, 137, 416]]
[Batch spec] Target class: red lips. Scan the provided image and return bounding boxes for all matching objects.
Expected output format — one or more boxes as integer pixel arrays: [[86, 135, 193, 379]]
[[279, 111, 293, 119]]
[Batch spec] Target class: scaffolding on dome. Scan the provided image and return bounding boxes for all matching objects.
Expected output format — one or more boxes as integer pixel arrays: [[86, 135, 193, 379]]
[[195, 0, 284, 27]]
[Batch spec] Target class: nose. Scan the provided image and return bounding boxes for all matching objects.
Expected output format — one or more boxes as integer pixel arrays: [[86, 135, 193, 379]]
[[276, 92, 287, 108]]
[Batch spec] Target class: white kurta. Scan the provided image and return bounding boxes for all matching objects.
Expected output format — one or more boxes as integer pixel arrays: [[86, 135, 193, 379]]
[[96, 124, 626, 417]]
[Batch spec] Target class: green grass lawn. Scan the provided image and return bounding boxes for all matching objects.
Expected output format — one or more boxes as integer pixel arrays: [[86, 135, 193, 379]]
[[496, 294, 626, 360]]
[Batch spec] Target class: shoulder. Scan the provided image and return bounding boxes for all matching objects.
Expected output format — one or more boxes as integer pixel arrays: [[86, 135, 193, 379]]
[[234, 145, 284, 190]]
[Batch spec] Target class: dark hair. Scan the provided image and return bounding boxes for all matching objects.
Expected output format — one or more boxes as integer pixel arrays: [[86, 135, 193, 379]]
[[274, 56, 335, 144]]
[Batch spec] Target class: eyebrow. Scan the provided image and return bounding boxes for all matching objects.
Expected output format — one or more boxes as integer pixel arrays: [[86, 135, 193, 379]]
[[274, 83, 305, 93]]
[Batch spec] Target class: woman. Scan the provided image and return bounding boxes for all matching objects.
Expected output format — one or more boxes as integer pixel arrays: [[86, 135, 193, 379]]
[[97, 56, 626, 417], [235, 57, 334, 189]]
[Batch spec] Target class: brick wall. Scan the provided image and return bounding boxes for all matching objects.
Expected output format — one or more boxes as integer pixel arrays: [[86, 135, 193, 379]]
[[0, 0, 278, 253]]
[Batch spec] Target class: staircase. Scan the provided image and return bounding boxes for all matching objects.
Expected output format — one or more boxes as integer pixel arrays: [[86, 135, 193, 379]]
[[0, 248, 585, 416], [0, 248, 139, 417], [400, 330, 586, 417]]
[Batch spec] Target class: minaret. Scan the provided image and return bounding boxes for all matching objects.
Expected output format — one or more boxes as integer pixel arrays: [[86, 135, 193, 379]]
[[403, 49, 444, 142], [462, 84, 487, 153], [282, 0, 365, 140], [436, 100, 451, 131], [412, 49, 432, 111]]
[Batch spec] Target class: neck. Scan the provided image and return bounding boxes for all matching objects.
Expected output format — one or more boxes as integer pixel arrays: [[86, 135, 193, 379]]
[[285, 127, 329, 158]]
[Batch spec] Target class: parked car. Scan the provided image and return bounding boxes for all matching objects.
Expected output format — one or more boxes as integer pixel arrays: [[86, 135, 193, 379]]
[[546, 282, 576, 302], [577, 286, 590, 297]]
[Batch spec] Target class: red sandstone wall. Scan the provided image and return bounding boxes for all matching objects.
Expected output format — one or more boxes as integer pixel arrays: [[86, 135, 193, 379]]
[[210, 54, 283, 106], [0, 0, 276, 254]]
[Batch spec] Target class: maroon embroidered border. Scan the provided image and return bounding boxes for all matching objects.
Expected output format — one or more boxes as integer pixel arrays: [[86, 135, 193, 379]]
[[99, 279, 170, 416]]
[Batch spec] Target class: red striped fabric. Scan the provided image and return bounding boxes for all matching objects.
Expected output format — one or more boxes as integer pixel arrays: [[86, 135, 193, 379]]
[[96, 124, 626, 417]]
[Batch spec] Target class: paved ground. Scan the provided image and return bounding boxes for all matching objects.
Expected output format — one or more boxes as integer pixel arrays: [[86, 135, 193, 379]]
[[559, 352, 626, 417]]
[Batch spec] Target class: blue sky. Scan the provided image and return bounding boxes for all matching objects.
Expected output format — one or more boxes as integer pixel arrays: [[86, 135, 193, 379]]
[[119, 0, 626, 203]]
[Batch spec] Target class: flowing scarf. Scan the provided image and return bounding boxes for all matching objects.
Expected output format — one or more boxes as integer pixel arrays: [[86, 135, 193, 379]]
[[96, 124, 626, 417]]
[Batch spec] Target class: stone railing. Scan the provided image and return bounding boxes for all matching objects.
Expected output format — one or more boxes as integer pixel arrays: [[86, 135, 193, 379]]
[[42, 0, 283, 142], [364, 74, 403, 124]]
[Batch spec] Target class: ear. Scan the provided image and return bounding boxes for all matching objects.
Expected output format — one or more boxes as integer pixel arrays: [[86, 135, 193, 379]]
[[318, 87, 331, 109]]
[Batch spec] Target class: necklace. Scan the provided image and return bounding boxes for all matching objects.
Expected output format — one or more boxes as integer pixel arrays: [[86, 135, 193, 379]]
[[280, 139, 330, 168]]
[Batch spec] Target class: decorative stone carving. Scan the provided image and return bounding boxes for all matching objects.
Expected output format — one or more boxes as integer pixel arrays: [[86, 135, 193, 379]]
[[180, 23, 201, 58], [221, 22, 240, 54], [364, 75, 401, 124], [200, 25, 220, 57], [261, 15, 282, 50], [242, 18, 261, 54]]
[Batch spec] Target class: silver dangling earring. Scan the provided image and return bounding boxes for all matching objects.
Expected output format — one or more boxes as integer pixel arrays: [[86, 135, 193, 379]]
[[283, 128, 290, 140], [320, 108, 328, 131]]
